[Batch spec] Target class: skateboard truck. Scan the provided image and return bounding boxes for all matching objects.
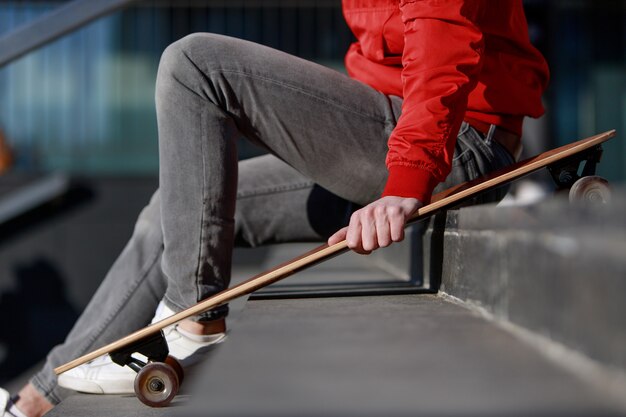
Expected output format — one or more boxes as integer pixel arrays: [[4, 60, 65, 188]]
[[548, 144, 603, 188], [109, 331, 169, 372], [109, 331, 184, 407], [547, 144, 611, 204]]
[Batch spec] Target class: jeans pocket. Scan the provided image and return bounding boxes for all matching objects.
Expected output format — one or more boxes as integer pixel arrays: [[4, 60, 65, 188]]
[[452, 123, 473, 166], [442, 123, 512, 204], [437, 146, 477, 194]]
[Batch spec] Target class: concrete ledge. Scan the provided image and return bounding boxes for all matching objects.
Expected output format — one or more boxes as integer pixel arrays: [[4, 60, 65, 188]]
[[434, 189, 626, 374], [185, 295, 626, 417]]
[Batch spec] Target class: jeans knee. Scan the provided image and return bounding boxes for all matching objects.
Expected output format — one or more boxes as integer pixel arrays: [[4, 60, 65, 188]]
[[158, 39, 182, 74], [156, 33, 231, 99], [158, 35, 197, 83], [158, 33, 231, 73]]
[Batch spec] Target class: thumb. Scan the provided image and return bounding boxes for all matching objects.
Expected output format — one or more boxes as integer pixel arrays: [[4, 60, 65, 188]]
[[328, 226, 348, 246]]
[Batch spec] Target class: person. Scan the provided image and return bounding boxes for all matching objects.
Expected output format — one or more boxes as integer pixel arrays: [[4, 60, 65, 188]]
[[1, 0, 548, 415]]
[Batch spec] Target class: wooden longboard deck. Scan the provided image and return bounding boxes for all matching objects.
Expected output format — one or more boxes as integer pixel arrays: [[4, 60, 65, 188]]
[[54, 129, 616, 375]]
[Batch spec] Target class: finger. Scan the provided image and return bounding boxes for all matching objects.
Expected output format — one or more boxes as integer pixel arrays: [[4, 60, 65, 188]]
[[375, 207, 392, 248], [328, 227, 348, 246], [345, 213, 362, 251], [389, 202, 406, 242], [360, 208, 378, 252], [389, 210, 406, 242], [346, 213, 371, 255]]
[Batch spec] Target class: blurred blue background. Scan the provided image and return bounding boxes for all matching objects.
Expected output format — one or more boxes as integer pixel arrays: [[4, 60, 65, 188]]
[[0, 0, 624, 181]]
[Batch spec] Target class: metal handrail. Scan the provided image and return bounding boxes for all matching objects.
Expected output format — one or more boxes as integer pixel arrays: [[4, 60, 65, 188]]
[[0, 0, 141, 68]]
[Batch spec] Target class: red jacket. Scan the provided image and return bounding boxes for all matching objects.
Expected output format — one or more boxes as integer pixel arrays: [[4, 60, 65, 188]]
[[343, 0, 549, 203]]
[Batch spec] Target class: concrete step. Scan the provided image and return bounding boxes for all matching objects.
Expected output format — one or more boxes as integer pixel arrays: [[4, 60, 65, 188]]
[[432, 188, 626, 376], [58, 294, 616, 417], [183, 294, 625, 417]]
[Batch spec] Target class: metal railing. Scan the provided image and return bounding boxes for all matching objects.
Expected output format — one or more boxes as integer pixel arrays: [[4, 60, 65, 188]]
[[0, 1, 351, 174], [0, 0, 140, 68]]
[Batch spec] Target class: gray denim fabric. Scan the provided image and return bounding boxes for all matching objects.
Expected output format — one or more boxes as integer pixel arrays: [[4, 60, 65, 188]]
[[30, 33, 513, 404]]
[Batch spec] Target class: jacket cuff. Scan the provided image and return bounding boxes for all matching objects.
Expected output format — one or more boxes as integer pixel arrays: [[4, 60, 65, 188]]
[[381, 165, 440, 204]]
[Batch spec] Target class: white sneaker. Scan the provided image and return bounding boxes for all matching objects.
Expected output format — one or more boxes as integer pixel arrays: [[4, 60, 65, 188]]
[[0, 388, 27, 417], [57, 301, 226, 394], [56, 354, 137, 394]]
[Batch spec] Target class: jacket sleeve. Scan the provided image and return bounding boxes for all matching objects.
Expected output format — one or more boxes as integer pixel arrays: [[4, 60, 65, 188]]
[[381, 0, 484, 203]]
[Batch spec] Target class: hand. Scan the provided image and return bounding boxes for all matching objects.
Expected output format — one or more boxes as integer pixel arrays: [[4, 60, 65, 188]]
[[328, 196, 423, 254]]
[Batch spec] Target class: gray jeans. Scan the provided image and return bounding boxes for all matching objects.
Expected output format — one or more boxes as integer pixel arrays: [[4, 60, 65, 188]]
[[30, 33, 513, 404]]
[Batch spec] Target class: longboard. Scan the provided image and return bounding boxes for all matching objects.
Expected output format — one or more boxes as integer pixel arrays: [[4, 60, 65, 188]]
[[54, 129, 616, 406]]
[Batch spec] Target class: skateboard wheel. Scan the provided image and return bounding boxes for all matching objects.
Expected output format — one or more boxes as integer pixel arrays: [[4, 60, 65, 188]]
[[569, 176, 611, 204], [165, 355, 185, 385], [134, 362, 179, 407]]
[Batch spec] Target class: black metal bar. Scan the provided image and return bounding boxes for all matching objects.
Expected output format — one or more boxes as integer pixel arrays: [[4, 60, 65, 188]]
[[250, 283, 433, 300], [0, 0, 141, 68], [0, 174, 71, 226]]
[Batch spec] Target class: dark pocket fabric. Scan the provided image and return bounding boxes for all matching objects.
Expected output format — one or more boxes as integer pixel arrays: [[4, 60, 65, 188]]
[[434, 123, 515, 205]]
